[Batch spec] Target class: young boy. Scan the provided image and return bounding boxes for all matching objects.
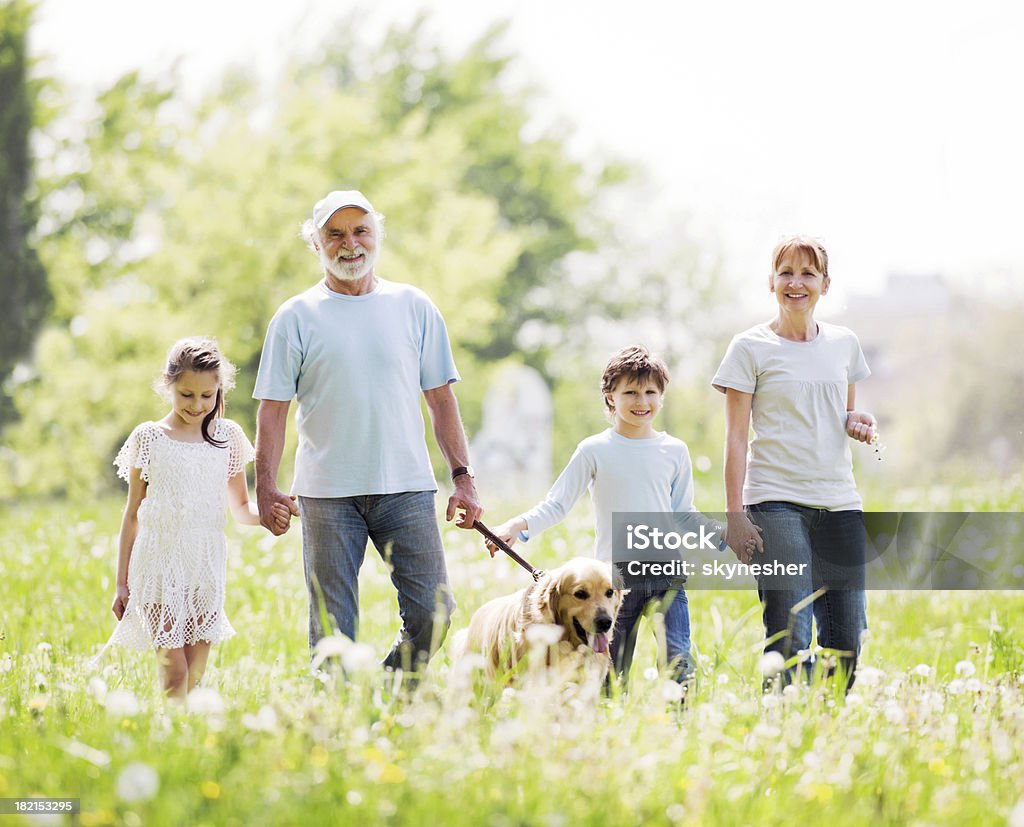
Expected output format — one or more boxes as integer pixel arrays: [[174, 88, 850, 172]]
[[489, 346, 727, 686]]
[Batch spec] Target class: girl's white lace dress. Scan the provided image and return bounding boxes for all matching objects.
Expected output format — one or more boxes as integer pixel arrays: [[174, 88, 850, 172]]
[[106, 418, 254, 650]]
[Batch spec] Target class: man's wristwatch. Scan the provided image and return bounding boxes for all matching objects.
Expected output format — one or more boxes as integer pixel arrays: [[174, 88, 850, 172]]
[[451, 465, 475, 481]]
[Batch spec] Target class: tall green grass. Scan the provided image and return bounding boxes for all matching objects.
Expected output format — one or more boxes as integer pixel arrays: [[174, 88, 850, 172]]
[[1, 496, 1022, 826]]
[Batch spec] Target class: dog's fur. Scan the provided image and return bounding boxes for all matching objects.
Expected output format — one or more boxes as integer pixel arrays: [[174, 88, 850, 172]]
[[451, 557, 626, 682]]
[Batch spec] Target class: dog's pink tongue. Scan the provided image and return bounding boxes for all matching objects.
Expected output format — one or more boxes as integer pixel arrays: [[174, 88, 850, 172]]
[[593, 633, 609, 654]]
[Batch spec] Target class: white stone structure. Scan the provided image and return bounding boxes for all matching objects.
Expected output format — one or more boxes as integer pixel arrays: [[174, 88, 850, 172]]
[[469, 364, 553, 503]]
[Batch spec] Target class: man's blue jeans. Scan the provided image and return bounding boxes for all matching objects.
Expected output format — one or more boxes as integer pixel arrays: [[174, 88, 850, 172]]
[[610, 578, 692, 684], [747, 502, 867, 688], [298, 492, 456, 672]]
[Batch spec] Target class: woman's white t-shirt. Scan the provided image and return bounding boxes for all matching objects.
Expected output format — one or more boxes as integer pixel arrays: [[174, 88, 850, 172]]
[[712, 321, 870, 510]]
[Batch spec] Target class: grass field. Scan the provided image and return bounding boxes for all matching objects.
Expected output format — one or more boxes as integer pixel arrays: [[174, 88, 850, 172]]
[[2, 494, 1023, 826]]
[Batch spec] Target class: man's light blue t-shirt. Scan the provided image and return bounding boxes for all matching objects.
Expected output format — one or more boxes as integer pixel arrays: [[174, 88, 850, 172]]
[[253, 279, 459, 497]]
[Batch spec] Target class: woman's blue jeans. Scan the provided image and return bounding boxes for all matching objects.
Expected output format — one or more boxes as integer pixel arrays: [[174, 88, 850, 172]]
[[747, 502, 867, 689], [298, 492, 455, 672]]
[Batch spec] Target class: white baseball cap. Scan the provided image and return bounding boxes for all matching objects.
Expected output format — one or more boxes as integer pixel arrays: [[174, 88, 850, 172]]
[[313, 190, 375, 228]]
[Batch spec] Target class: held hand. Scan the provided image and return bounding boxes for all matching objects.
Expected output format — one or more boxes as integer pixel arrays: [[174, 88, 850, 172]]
[[485, 518, 524, 558], [111, 583, 130, 620], [271, 501, 294, 533], [447, 476, 483, 529], [846, 410, 877, 444], [258, 487, 299, 536], [726, 513, 764, 564]]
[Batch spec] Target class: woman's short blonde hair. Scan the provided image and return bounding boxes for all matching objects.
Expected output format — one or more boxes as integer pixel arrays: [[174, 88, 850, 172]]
[[771, 235, 829, 279]]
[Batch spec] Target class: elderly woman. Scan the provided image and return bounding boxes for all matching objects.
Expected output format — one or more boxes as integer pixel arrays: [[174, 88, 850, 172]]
[[712, 235, 876, 689]]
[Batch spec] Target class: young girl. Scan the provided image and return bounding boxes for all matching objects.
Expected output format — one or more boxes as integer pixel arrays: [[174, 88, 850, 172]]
[[105, 337, 291, 699], [713, 235, 876, 690]]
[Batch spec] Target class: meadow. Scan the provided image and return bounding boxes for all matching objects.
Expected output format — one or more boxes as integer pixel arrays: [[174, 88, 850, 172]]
[[2, 493, 1023, 826]]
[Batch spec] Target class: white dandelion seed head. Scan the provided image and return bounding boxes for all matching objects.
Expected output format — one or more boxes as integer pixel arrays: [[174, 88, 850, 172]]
[[450, 652, 487, 677], [310, 633, 354, 670], [883, 701, 906, 725], [856, 666, 885, 687], [661, 681, 685, 703], [116, 761, 159, 803], [954, 660, 976, 678], [491, 719, 525, 747], [758, 651, 786, 677], [947, 679, 965, 695], [912, 664, 933, 678], [643, 667, 660, 682], [524, 623, 563, 647], [187, 687, 225, 716], [342, 643, 378, 674], [716, 673, 729, 685], [242, 705, 279, 733], [104, 689, 140, 718], [88, 677, 108, 701], [1009, 799, 1024, 827], [965, 678, 982, 693]]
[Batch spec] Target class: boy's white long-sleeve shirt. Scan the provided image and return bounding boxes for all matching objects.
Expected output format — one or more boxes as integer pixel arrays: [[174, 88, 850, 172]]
[[520, 429, 712, 562]]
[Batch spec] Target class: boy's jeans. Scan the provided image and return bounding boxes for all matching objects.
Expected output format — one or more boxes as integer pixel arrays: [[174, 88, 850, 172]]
[[747, 501, 867, 688], [298, 492, 456, 672], [610, 578, 692, 684]]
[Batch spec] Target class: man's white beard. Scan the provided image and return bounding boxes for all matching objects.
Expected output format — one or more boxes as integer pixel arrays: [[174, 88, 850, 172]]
[[321, 245, 377, 282]]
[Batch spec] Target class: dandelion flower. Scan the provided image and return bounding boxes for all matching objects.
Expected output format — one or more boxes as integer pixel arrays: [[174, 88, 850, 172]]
[[758, 651, 786, 677], [105, 689, 140, 718], [1011, 800, 1024, 827], [242, 705, 279, 733], [912, 664, 933, 678], [882, 702, 905, 725], [311, 633, 354, 670], [116, 762, 159, 803], [342, 643, 378, 674], [954, 660, 976, 678], [661, 681, 685, 703], [187, 687, 225, 715], [524, 624, 563, 647]]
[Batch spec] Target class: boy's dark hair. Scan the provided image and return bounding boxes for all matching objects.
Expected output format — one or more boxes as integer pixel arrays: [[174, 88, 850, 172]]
[[601, 346, 670, 412]]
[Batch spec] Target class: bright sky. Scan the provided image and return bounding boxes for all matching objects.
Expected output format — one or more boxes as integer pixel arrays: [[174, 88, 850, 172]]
[[31, 0, 1024, 305]]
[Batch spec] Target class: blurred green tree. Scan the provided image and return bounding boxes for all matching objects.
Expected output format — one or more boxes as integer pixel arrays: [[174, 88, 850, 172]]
[[4, 17, 629, 498], [0, 0, 50, 425]]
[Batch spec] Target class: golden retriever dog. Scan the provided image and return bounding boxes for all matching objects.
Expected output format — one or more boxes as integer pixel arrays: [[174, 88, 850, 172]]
[[451, 557, 626, 683]]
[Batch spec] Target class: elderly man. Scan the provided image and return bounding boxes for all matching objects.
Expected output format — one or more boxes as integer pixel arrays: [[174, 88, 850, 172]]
[[253, 189, 483, 672]]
